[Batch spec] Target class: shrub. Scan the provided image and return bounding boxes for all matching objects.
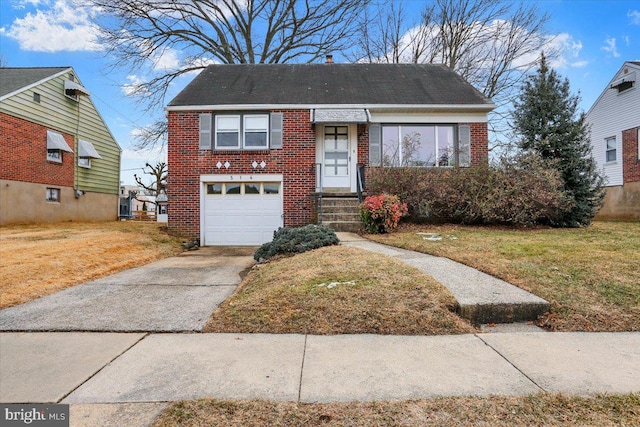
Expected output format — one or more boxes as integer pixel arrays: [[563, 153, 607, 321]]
[[254, 224, 339, 261], [360, 193, 408, 234], [367, 153, 570, 226]]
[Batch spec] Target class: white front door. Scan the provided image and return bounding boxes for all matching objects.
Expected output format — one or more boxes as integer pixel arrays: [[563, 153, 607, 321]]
[[322, 125, 351, 189]]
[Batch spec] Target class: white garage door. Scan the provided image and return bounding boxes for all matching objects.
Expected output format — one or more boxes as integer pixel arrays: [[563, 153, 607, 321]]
[[202, 180, 283, 246]]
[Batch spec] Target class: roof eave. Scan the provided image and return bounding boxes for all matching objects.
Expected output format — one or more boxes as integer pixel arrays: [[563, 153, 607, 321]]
[[166, 103, 496, 113]]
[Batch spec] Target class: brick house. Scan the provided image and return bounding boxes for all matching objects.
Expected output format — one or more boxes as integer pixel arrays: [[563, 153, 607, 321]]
[[0, 67, 121, 225], [166, 62, 495, 245], [586, 61, 640, 220]]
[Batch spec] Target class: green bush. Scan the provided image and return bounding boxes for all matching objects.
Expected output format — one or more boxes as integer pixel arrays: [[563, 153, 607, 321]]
[[367, 153, 570, 226], [360, 193, 408, 234], [254, 224, 339, 261]]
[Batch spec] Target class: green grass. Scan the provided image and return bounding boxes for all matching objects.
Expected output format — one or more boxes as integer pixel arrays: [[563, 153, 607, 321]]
[[367, 222, 640, 332], [153, 393, 640, 427]]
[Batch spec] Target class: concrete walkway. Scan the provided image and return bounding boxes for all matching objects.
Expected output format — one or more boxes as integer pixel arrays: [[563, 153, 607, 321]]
[[1, 238, 639, 426], [337, 233, 550, 324]]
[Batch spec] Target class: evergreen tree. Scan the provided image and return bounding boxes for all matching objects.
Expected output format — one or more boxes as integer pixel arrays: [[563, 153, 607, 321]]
[[512, 54, 604, 227]]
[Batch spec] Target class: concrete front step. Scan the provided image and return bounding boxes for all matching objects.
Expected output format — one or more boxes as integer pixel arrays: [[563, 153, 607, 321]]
[[321, 213, 362, 222], [340, 237, 550, 325], [322, 221, 362, 233], [321, 199, 360, 209]]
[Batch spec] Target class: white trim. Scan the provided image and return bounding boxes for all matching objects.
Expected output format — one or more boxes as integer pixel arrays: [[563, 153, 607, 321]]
[[370, 112, 489, 123], [167, 103, 496, 112], [200, 174, 283, 183], [0, 68, 71, 101]]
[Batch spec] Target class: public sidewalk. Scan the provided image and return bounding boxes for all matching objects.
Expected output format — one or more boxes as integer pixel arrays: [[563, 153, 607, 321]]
[[1, 331, 639, 425]]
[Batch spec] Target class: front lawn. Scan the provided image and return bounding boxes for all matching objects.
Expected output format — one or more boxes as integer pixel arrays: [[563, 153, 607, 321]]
[[0, 222, 184, 308], [367, 221, 640, 332], [204, 245, 474, 335], [153, 393, 640, 427]]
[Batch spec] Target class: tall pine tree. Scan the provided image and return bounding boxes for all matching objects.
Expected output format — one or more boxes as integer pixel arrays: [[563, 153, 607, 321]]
[[512, 54, 604, 227]]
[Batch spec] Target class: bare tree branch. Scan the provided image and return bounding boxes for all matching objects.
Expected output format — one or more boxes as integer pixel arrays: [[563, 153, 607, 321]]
[[86, 0, 368, 149], [133, 161, 168, 206], [352, 0, 555, 152]]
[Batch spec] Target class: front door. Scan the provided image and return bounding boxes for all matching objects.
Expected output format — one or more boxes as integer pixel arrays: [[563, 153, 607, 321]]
[[322, 125, 351, 189]]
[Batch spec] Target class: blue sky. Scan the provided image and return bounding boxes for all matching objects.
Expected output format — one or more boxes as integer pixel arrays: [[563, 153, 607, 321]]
[[1, 0, 639, 186]]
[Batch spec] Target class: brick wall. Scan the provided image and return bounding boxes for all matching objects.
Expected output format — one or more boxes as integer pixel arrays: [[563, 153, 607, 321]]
[[623, 126, 640, 184], [0, 112, 74, 187], [168, 113, 491, 239], [469, 122, 489, 165], [167, 109, 317, 239]]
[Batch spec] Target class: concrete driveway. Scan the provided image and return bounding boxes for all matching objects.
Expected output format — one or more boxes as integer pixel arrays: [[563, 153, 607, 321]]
[[0, 247, 255, 332]]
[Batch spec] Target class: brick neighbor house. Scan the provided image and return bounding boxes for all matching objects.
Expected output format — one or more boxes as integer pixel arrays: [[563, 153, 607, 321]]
[[585, 61, 640, 221], [0, 67, 121, 225], [166, 62, 495, 245]]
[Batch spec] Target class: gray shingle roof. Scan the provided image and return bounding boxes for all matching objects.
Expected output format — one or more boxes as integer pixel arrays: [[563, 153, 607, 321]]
[[168, 63, 493, 108], [0, 67, 69, 98]]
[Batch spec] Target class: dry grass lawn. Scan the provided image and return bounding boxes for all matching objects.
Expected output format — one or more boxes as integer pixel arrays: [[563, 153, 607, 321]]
[[154, 393, 640, 427], [367, 221, 640, 332], [0, 221, 183, 308], [205, 245, 474, 335]]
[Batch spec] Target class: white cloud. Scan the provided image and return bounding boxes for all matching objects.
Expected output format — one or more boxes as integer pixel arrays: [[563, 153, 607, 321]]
[[152, 48, 181, 71], [601, 37, 620, 58], [4, 0, 100, 52], [629, 10, 640, 25], [571, 60, 588, 68], [121, 75, 148, 97]]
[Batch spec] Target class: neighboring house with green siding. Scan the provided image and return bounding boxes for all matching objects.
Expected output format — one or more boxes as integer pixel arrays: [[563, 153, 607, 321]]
[[0, 66, 121, 225]]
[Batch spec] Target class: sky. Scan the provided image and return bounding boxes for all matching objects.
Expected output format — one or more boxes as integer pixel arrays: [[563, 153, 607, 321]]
[[1, 0, 639, 186]]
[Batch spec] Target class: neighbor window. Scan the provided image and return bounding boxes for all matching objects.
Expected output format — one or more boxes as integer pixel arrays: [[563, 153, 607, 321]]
[[47, 149, 62, 162], [605, 136, 616, 162], [214, 114, 269, 150], [78, 158, 91, 168], [381, 125, 461, 167], [46, 188, 60, 202]]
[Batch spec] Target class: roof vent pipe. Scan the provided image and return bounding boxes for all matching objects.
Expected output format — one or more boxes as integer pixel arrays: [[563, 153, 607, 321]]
[[326, 54, 333, 64]]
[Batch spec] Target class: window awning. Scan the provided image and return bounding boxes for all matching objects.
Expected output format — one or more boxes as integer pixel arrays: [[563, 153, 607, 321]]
[[78, 139, 102, 159], [64, 79, 91, 96], [610, 72, 636, 88], [46, 130, 74, 152], [311, 109, 370, 124]]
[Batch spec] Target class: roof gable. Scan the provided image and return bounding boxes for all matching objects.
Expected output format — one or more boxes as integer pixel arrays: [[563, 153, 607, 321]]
[[0, 67, 70, 99], [168, 64, 494, 109], [586, 61, 640, 117]]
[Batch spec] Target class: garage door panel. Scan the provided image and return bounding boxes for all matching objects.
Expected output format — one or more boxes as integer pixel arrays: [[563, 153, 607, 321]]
[[203, 182, 283, 246]]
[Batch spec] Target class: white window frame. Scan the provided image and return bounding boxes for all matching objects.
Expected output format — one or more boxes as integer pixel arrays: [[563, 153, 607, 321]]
[[46, 188, 60, 202], [381, 124, 459, 167], [605, 136, 616, 163], [214, 115, 241, 149], [242, 114, 269, 149], [78, 157, 91, 168], [47, 149, 62, 163]]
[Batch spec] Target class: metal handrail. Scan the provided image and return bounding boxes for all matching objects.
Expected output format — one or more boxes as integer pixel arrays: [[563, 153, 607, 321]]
[[315, 163, 323, 223], [356, 163, 365, 203]]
